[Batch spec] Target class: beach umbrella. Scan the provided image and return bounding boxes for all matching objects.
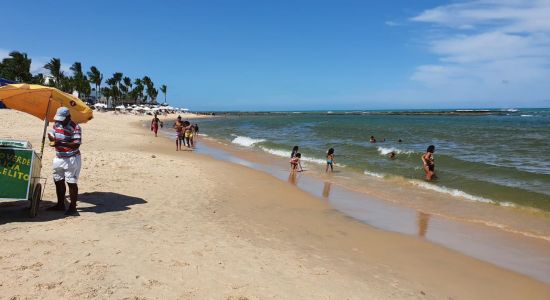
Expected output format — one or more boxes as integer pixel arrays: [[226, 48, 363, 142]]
[[0, 78, 16, 87], [0, 83, 94, 154], [0, 84, 93, 123]]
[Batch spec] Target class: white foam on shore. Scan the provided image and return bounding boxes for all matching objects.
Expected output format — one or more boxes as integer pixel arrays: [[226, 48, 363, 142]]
[[363, 170, 384, 178], [259, 146, 327, 165], [410, 180, 495, 204], [377, 146, 414, 155], [231, 135, 266, 147]]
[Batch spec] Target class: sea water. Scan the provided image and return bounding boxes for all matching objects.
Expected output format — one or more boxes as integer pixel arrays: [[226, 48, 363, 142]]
[[195, 108, 550, 211]]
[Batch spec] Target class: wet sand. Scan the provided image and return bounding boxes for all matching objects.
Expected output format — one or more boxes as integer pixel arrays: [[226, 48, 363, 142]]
[[0, 110, 549, 299], [190, 135, 550, 283]]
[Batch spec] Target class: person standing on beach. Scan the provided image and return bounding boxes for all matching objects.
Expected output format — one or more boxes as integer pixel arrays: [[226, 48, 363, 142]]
[[290, 153, 302, 172], [151, 114, 160, 137], [193, 124, 199, 139], [47, 107, 82, 215], [422, 145, 436, 181], [326, 148, 335, 173], [173, 116, 184, 151]]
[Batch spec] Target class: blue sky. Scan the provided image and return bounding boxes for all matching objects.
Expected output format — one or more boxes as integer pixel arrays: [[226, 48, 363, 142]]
[[2, 0, 549, 110]]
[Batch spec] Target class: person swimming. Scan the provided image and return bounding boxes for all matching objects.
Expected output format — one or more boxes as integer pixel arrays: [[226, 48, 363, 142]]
[[370, 136, 376, 143], [388, 151, 397, 160], [421, 145, 436, 181], [325, 148, 335, 173]]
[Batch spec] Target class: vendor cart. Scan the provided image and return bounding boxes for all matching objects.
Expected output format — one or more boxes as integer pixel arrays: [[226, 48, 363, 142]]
[[0, 139, 44, 217], [0, 84, 93, 218]]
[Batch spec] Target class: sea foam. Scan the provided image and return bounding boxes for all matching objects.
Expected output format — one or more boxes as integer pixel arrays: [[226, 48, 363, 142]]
[[377, 146, 414, 156], [363, 170, 384, 178], [259, 146, 333, 165], [410, 180, 495, 204], [231, 135, 266, 147]]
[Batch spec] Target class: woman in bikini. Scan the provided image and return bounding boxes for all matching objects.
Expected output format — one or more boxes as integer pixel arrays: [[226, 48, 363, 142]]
[[421, 145, 436, 181]]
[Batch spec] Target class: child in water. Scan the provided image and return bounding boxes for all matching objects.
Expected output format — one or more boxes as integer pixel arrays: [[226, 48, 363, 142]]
[[290, 153, 302, 172], [326, 148, 335, 173]]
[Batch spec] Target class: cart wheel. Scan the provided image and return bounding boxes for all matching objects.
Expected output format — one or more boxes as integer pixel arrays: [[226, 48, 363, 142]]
[[29, 183, 42, 218]]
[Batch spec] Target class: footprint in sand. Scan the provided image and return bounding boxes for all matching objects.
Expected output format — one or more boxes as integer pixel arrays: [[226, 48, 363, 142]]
[[14, 262, 43, 271], [142, 279, 161, 288]]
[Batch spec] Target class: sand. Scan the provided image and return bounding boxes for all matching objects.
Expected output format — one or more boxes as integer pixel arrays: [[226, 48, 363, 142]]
[[0, 109, 549, 299]]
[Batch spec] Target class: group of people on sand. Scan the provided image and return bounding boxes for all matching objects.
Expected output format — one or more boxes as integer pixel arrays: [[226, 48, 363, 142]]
[[151, 114, 200, 151], [289, 143, 438, 181], [172, 115, 199, 151]]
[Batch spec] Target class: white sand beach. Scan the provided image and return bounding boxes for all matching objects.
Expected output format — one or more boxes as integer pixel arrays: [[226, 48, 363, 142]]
[[1, 110, 549, 299]]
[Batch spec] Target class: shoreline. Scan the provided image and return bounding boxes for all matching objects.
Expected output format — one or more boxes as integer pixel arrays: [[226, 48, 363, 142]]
[[1, 110, 549, 299], [156, 118, 550, 283]]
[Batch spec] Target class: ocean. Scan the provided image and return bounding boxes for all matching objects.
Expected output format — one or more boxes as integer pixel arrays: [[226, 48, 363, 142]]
[[194, 108, 550, 211]]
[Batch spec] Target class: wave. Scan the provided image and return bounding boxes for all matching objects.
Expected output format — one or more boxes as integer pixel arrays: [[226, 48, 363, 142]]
[[521, 114, 533, 117], [231, 135, 266, 147], [377, 146, 415, 156], [363, 170, 384, 178], [259, 146, 342, 166], [410, 180, 495, 204]]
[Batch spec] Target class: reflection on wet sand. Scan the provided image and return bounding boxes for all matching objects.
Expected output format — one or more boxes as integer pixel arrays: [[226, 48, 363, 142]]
[[288, 172, 298, 185], [322, 181, 332, 198], [417, 212, 430, 237]]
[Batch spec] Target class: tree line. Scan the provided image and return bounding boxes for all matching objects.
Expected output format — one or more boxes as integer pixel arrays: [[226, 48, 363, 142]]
[[0, 50, 167, 106]]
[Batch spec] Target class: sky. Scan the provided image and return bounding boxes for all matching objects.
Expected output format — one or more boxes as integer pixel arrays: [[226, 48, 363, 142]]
[[2, 0, 549, 110]]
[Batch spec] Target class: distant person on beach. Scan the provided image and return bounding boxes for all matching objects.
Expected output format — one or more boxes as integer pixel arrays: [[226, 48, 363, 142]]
[[193, 124, 199, 139], [422, 145, 436, 181], [47, 107, 82, 215], [173, 116, 184, 151], [291, 146, 299, 158], [370, 136, 376, 143], [290, 153, 302, 172], [326, 148, 335, 173], [151, 114, 160, 137]]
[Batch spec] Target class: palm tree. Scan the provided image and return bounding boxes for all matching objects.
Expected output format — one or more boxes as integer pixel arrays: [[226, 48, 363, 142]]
[[106, 77, 119, 106], [142, 76, 156, 103], [70, 62, 90, 97], [87, 66, 103, 102], [160, 84, 167, 104], [133, 78, 144, 103], [0, 51, 32, 82], [31, 73, 46, 85], [149, 88, 159, 104], [44, 58, 63, 87], [123, 76, 132, 102]]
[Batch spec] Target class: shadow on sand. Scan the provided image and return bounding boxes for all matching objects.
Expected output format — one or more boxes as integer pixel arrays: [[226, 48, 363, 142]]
[[0, 192, 146, 225]]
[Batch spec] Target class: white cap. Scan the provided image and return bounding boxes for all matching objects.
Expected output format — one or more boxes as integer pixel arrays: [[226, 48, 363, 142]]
[[54, 107, 70, 121]]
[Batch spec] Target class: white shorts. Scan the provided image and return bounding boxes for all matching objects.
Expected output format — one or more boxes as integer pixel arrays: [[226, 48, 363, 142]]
[[52, 155, 81, 184]]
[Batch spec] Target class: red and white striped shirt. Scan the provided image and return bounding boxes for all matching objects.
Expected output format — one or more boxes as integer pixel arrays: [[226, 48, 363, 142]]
[[53, 121, 81, 158]]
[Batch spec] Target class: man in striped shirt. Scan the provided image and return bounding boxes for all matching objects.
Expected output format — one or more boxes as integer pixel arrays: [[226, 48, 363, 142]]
[[47, 107, 82, 215]]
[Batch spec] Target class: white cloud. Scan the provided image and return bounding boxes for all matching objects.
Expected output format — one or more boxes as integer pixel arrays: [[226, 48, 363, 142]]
[[385, 21, 401, 27], [410, 0, 550, 104]]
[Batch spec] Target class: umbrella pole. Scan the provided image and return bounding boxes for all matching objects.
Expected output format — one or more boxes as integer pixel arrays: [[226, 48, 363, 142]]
[[40, 98, 52, 157]]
